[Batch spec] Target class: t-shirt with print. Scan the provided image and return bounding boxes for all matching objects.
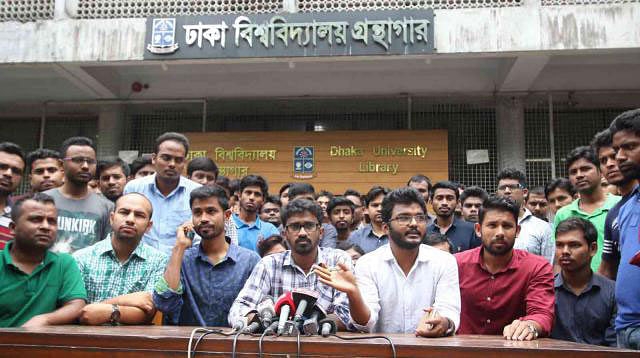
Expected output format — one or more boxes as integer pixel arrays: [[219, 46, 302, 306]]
[[44, 188, 114, 254]]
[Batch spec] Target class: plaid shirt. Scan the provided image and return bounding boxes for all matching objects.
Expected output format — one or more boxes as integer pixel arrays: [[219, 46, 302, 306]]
[[73, 236, 168, 303], [228, 247, 354, 327]]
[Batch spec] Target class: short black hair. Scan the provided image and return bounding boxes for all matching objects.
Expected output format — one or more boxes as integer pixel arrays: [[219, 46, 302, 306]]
[[526, 186, 546, 202], [11, 192, 56, 222], [609, 108, 640, 137], [215, 175, 230, 191], [591, 129, 613, 157], [460, 186, 488, 204], [26, 148, 61, 171], [281, 198, 323, 226], [565, 146, 599, 171], [264, 194, 282, 207], [343, 189, 361, 198], [189, 185, 229, 211], [365, 186, 391, 207], [430, 181, 460, 200], [129, 155, 153, 176], [288, 183, 315, 199], [229, 179, 240, 196], [381, 187, 426, 223], [555, 217, 598, 246], [257, 234, 287, 257], [407, 174, 432, 191], [496, 168, 527, 188], [479, 195, 519, 224], [239, 175, 269, 197], [153, 132, 189, 154], [544, 178, 576, 199], [315, 190, 334, 200], [60, 136, 96, 158], [187, 157, 219, 178], [327, 196, 355, 216], [0, 142, 26, 168], [422, 232, 453, 253], [97, 157, 130, 178], [279, 183, 293, 196], [336, 241, 365, 256]]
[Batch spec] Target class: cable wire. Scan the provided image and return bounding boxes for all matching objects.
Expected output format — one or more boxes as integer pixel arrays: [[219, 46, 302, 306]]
[[329, 334, 397, 358], [189, 328, 237, 358], [231, 331, 242, 358], [296, 331, 301, 358], [258, 329, 269, 358]]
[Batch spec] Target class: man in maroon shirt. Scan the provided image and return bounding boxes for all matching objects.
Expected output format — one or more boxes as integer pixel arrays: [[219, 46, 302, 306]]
[[455, 195, 554, 341]]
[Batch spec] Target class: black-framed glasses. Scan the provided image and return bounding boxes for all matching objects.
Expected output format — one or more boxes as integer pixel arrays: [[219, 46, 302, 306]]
[[64, 156, 97, 165], [497, 183, 522, 191], [389, 214, 428, 225], [286, 222, 319, 233]]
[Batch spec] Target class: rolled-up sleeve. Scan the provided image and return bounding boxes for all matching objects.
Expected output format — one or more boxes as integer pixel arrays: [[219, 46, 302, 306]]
[[433, 254, 461, 331], [152, 275, 184, 321], [521, 261, 555, 336]]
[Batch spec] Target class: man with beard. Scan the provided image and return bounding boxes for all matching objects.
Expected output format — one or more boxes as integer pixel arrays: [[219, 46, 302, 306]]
[[328, 196, 355, 243], [155, 185, 259, 326], [0, 142, 26, 249], [288, 183, 338, 248], [231, 175, 279, 252], [608, 109, 640, 350], [124, 132, 200, 255], [348, 186, 390, 254], [525, 187, 550, 222], [591, 129, 639, 280], [456, 195, 554, 340], [316, 188, 460, 336], [228, 199, 353, 330], [259, 195, 282, 228], [0, 193, 86, 327], [553, 147, 620, 271], [459, 186, 488, 224], [428, 181, 480, 253], [73, 193, 168, 325], [44, 137, 114, 254], [344, 189, 365, 230], [97, 157, 130, 203]]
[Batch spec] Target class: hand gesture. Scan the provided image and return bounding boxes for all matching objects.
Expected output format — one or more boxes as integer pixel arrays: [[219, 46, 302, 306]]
[[176, 221, 194, 249], [503, 319, 538, 341], [415, 308, 449, 338], [314, 262, 358, 295]]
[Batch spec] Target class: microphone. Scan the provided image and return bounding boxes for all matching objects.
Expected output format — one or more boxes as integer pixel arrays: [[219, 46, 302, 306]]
[[243, 311, 263, 333], [302, 304, 327, 336], [319, 317, 337, 337], [274, 291, 296, 336], [257, 295, 276, 329], [292, 288, 320, 323], [231, 315, 248, 332]]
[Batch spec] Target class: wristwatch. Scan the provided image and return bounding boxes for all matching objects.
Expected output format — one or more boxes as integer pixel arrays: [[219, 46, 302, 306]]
[[526, 322, 539, 339], [109, 304, 121, 326], [444, 317, 456, 337]]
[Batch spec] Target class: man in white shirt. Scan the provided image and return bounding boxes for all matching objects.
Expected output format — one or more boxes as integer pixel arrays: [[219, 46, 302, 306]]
[[316, 187, 460, 336]]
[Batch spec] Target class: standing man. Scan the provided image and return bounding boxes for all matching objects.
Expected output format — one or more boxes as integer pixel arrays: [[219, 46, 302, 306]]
[[497, 168, 554, 264], [317, 188, 460, 336], [553, 147, 620, 272], [259, 195, 282, 228], [279, 183, 292, 208], [22, 148, 64, 196], [124, 132, 201, 255], [231, 175, 279, 252], [288, 183, 338, 248], [348, 186, 391, 254], [0, 193, 86, 327], [344, 189, 365, 230], [328, 196, 355, 243], [129, 155, 155, 180], [44, 137, 114, 254], [456, 196, 555, 340], [459, 186, 488, 223], [73, 193, 168, 325], [525, 187, 550, 222], [428, 181, 480, 253], [186, 157, 218, 186], [97, 157, 129, 203], [545, 178, 576, 216], [552, 217, 616, 346], [0, 142, 26, 249], [154, 186, 260, 326], [407, 174, 432, 205], [315, 190, 334, 224]]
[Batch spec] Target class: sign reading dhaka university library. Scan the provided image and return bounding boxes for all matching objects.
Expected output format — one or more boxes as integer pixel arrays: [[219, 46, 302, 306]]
[[144, 10, 435, 59]]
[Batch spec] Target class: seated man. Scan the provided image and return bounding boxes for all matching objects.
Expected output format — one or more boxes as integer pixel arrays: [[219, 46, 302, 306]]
[[317, 188, 460, 337], [73, 193, 168, 325], [552, 217, 616, 346], [456, 196, 554, 340], [288, 183, 338, 248], [0, 193, 86, 327], [154, 186, 260, 326], [228, 199, 353, 329]]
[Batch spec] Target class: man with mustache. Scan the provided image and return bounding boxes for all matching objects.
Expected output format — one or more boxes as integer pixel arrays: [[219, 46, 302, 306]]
[[348, 186, 390, 254], [553, 147, 620, 271], [155, 185, 259, 326], [0, 142, 26, 250], [428, 181, 480, 253], [460, 186, 488, 224], [231, 175, 279, 252], [456, 195, 555, 340], [287, 183, 338, 248], [20, 148, 64, 196], [316, 188, 460, 336], [97, 157, 129, 203], [328, 196, 355, 243]]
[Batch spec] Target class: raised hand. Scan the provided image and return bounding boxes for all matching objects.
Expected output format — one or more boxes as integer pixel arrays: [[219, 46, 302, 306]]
[[314, 262, 358, 295]]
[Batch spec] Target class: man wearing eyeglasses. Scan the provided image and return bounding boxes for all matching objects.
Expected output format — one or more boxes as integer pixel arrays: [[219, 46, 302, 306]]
[[44, 137, 114, 254], [316, 187, 460, 336]]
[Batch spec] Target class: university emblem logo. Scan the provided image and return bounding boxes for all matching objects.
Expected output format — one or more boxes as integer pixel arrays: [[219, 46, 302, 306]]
[[293, 146, 315, 179], [147, 18, 179, 54]]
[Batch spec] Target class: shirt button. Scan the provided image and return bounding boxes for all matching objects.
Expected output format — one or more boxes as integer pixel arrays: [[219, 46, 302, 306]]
[[491, 275, 495, 280], [486, 319, 491, 323], [486, 297, 491, 301]]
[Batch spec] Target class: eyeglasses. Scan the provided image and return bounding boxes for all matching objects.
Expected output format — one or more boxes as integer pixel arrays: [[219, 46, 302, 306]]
[[497, 183, 522, 191], [64, 157, 97, 165], [389, 214, 428, 225], [286, 222, 319, 233]]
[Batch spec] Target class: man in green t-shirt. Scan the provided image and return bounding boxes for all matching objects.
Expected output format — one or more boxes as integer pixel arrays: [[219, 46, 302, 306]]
[[0, 193, 86, 327]]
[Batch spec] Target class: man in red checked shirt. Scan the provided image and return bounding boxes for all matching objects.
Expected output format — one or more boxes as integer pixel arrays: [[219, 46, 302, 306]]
[[455, 195, 555, 341]]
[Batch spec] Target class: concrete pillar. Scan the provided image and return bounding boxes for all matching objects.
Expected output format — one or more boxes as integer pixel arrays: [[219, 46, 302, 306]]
[[496, 97, 526, 172], [96, 104, 125, 158]]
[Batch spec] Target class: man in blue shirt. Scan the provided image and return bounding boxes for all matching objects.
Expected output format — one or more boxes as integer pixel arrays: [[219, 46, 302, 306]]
[[609, 108, 640, 350], [124, 132, 201, 255], [348, 186, 391, 254], [154, 185, 259, 326], [231, 175, 279, 252]]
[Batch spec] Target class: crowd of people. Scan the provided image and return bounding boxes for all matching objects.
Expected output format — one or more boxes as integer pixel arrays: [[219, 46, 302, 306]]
[[0, 108, 639, 350]]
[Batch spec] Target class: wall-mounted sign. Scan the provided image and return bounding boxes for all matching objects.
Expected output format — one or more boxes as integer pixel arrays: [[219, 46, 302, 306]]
[[293, 146, 315, 179], [144, 9, 435, 60]]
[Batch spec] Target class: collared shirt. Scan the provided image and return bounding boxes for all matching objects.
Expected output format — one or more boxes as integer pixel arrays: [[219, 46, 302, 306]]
[[124, 174, 201, 255], [455, 247, 555, 336], [347, 224, 389, 254], [516, 209, 554, 264], [615, 184, 640, 331], [352, 244, 460, 333], [228, 247, 354, 327], [552, 272, 616, 346], [0, 201, 12, 250], [232, 213, 280, 252], [427, 217, 481, 253], [0, 242, 87, 327], [153, 243, 259, 326], [602, 193, 634, 264], [553, 193, 621, 271], [72, 237, 168, 303]]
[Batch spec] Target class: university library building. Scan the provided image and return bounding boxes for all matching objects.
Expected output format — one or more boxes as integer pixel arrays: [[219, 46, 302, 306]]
[[0, 0, 639, 356]]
